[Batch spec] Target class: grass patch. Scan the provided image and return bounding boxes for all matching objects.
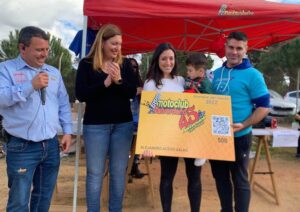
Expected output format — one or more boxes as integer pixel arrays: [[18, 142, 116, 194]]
[[251, 136, 297, 161]]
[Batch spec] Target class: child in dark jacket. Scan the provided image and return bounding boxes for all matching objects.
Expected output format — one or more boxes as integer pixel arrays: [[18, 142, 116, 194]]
[[184, 53, 213, 166], [184, 53, 213, 94]]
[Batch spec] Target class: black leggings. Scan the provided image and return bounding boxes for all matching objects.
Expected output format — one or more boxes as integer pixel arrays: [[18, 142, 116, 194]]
[[159, 156, 202, 212]]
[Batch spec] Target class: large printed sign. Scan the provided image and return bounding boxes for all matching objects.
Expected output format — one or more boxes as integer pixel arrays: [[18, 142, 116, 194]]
[[135, 91, 235, 161]]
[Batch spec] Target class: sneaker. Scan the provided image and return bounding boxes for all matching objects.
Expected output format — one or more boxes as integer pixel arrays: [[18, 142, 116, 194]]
[[194, 158, 206, 166]]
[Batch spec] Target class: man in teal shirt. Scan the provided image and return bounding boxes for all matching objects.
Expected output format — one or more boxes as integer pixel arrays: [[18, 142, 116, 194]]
[[211, 31, 270, 212]]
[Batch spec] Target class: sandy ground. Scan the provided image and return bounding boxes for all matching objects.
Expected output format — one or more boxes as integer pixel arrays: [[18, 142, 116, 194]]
[[1, 146, 300, 212]]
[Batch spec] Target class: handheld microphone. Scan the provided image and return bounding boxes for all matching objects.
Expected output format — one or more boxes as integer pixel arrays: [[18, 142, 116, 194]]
[[41, 87, 46, 105], [39, 70, 46, 105]]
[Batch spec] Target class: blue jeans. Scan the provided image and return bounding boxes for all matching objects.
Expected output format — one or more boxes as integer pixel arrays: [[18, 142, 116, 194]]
[[210, 133, 252, 212], [6, 136, 60, 212], [83, 122, 133, 212]]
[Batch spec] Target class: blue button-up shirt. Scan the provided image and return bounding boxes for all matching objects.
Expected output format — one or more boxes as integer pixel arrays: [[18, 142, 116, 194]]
[[0, 56, 72, 142]]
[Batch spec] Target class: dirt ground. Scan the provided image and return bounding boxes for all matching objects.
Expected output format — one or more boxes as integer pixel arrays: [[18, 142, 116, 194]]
[[1, 146, 300, 212]]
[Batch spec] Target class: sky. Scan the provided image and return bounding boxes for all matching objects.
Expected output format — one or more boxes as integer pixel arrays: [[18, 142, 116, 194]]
[[0, 0, 83, 48]]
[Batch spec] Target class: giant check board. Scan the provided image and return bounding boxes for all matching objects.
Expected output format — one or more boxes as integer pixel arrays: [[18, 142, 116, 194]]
[[135, 91, 235, 161]]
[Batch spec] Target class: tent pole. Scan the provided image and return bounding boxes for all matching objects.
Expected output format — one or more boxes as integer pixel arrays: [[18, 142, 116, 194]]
[[296, 69, 300, 113], [72, 15, 88, 212], [58, 53, 64, 72]]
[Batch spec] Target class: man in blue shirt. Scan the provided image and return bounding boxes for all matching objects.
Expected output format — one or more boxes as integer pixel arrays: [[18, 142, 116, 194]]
[[0, 26, 72, 211], [211, 31, 270, 212]]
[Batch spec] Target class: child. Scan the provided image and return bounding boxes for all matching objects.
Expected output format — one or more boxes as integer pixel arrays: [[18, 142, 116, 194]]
[[184, 53, 213, 166], [184, 53, 213, 94]]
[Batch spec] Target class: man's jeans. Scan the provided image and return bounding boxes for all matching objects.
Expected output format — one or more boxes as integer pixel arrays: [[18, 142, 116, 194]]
[[210, 133, 252, 212], [6, 136, 60, 212], [83, 122, 133, 212]]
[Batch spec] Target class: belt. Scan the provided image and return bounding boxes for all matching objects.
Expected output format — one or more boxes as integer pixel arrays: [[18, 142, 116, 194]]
[[2, 130, 56, 143]]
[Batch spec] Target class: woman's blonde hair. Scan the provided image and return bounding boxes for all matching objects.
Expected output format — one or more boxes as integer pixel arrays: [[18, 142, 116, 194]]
[[87, 24, 123, 71]]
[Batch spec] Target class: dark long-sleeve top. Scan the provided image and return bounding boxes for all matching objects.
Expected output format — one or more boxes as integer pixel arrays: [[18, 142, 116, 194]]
[[75, 57, 137, 124]]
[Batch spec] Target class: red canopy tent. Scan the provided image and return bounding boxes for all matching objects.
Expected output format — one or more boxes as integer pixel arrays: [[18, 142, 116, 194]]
[[71, 1, 300, 211], [83, 0, 300, 56]]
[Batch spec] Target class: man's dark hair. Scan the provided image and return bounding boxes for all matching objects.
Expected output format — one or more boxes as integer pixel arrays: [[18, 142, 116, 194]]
[[186, 53, 207, 70], [18, 26, 49, 46], [227, 31, 248, 42]]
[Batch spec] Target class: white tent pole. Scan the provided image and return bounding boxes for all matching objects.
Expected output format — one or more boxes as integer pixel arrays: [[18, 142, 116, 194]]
[[72, 15, 88, 212], [296, 69, 300, 113], [58, 52, 64, 72]]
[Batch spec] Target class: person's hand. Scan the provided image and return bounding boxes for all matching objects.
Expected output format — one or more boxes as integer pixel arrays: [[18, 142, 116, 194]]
[[60, 134, 72, 153], [139, 149, 155, 159], [232, 123, 244, 132], [104, 75, 112, 87], [136, 87, 142, 95], [32, 72, 48, 90], [108, 62, 121, 83]]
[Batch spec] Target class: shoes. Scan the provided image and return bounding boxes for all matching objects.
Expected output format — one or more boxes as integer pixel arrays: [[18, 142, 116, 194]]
[[296, 153, 300, 158], [132, 170, 146, 179], [194, 158, 206, 166], [130, 163, 146, 179]]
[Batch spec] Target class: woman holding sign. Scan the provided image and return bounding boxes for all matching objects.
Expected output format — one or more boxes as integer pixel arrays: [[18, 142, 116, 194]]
[[143, 43, 202, 212]]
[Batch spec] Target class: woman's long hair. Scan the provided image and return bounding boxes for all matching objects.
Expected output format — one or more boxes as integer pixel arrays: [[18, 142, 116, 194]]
[[87, 24, 123, 71], [146, 43, 177, 88], [129, 58, 143, 87]]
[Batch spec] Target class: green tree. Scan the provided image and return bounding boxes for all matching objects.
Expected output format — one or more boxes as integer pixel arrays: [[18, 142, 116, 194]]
[[248, 38, 300, 95], [0, 30, 75, 102], [46, 35, 75, 102], [0, 30, 19, 61]]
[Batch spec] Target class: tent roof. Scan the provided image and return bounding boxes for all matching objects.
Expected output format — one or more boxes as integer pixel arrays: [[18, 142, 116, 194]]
[[84, 0, 300, 55]]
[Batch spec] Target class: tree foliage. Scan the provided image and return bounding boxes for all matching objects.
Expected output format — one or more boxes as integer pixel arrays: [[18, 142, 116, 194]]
[[45, 36, 75, 102], [0, 30, 75, 102], [248, 38, 300, 95], [0, 30, 20, 61]]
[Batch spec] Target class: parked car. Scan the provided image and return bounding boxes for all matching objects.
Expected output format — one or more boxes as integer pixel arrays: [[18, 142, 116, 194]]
[[284, 90, 300, 111], [269, 89, 296, 116]]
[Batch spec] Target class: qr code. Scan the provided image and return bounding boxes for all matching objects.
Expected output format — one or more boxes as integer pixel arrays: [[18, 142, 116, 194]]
[[212, 116, 231, 136]]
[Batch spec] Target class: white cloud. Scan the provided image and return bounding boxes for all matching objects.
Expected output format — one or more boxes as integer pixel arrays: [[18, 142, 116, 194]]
[[0, 0, 83, 48]]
